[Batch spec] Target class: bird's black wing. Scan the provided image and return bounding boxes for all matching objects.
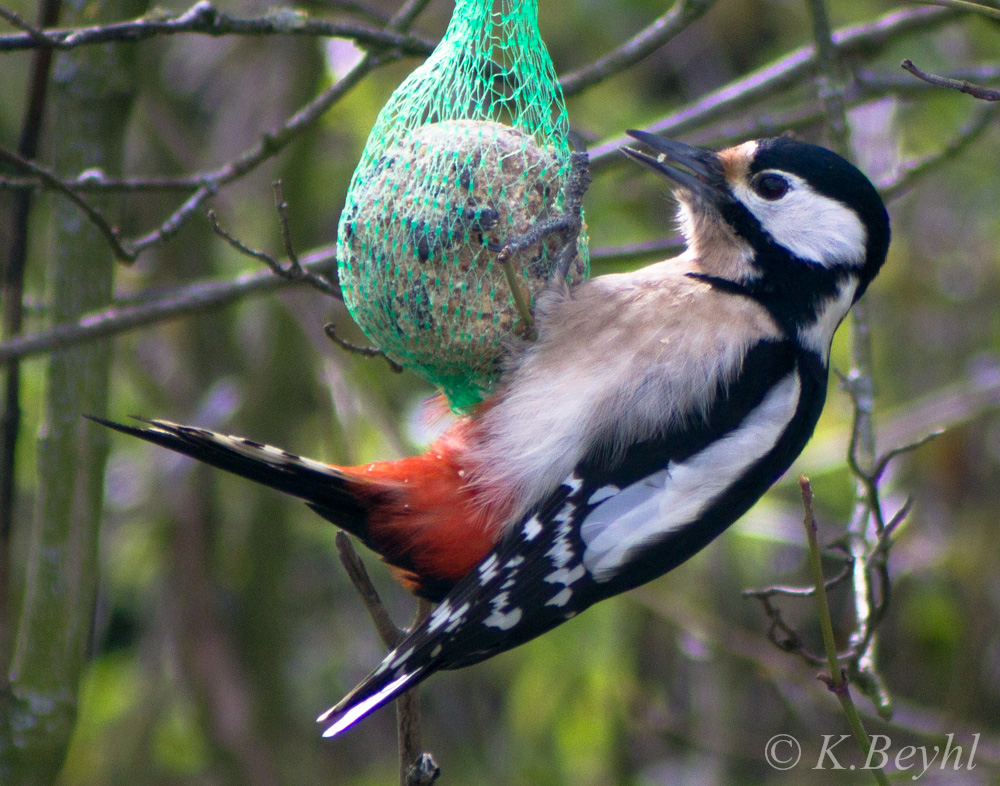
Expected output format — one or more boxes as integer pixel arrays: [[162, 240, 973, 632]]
[[319, 338, 828, 737]]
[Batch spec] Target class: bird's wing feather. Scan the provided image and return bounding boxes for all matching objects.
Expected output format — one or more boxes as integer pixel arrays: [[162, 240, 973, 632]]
[[318, 338, 815, 738]]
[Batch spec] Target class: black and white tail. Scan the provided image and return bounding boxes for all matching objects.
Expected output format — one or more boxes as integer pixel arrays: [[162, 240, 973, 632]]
[[88, 416, 373, 533]]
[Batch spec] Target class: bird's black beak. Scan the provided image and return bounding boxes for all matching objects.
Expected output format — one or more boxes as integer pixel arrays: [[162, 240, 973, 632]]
[[622, 130, 728, 202]]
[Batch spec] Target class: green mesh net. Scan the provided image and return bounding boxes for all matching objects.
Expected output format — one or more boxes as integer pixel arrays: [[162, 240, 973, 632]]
[[337, 0, 589, 411]]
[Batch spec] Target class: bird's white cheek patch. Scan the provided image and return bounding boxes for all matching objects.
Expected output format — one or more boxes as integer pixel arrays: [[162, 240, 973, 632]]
[[732, 174, 867, 267], [579, 372, 801, 579]]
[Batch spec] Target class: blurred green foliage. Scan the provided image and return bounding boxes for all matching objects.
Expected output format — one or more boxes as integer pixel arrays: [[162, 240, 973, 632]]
[[2, 0, 1000, 783]]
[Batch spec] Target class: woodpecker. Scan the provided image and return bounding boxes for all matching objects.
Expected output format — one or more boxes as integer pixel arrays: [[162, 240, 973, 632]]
[[95, 130, 890, 739]]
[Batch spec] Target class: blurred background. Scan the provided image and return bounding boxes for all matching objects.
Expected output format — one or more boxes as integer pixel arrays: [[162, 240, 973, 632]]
[[1, 0, 1000, 783]]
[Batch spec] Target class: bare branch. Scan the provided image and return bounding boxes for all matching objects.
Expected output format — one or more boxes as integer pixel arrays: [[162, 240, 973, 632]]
[[559, 0, 719, 97], [112, 0, 433, 259], [398, 599, 436, 786], [0, 4, 53, 47], [872, 430, 944, 482], [0, 172, 222, 192], [870, 497, 914, 560], [125, 50, 387, 257], [324, 323, 403, 373], [860, 62, 1000, 92], [805, 0, 850, 154], [589, 5, 956, 171], [901, 57, 1000, 100], [335, 532, 405, 649], [207, 183, 340, 297], [880, 103, 999, 200], [208, 181, 409, 372], [0, 243, 338, 365], [0, 146, 135, 262], [916, 0, 1000, 21], [334, 535, 439, 786], [743, 560, 853, 602], [0, 0, 436, 54]]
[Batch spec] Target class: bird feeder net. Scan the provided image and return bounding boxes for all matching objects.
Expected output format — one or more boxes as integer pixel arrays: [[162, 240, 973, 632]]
[[337, 0, 589, 411]]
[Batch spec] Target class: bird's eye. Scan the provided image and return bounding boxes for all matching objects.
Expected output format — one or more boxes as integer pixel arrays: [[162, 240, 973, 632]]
[[752, 173, 790, 201]]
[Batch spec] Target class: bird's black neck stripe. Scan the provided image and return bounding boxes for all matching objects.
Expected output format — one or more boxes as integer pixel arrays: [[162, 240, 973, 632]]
[[684, 272, 756, 299]]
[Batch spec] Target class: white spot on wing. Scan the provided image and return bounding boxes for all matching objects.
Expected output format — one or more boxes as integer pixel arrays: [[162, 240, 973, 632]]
[[588, 485, 620, 506], [546, 588, 573, 607], [522, 515, 542, 540], [427, 601, 452, 633], [444, 602, 470, 633], [483, 606, 522, 630], [580, 372, 802, 579], [482, 591, 523, 630], [478, 554, 499, 583], [545, 565, 586, 586], [546, 506, 576, 569]]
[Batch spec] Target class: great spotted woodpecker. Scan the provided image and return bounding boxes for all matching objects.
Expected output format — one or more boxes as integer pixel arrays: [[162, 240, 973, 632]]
[[95, 130, 890, 738]]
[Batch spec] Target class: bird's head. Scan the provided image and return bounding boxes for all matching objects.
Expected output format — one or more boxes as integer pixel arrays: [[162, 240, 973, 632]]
[[623, 131, 890, 315]]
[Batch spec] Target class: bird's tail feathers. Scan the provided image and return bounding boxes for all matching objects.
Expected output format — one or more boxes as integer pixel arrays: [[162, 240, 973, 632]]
[[92, 414, 493, 601], [88, 415, 376, 534], [318, 646, 436, 738]]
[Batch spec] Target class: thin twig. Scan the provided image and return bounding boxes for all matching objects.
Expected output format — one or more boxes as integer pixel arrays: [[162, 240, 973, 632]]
[[916, 0, 1000, 21], [207, 183, 340, 297], [334, 534, 439, 786], [878, 102, 1000, 201], [800, 479, 844, 687], [334, 532, 405, 648], [588, 5, 956, 171], [398, 599, 437, 786], [0, 244, 338, 365], [872, 430, 944, 482], [743, 560, 853, 602], [0, 0, 436, 54], [901, 58, 1000, 100], [855, 62, 1000, 92], [559, 0, 719, 97], [0, 146, 134, 261], [324, 323, 403, 373], [589, 238, 685, 264], [801, 478, 890, 786], [0, 172, 223, 192], [0, 4, 52, 45], [870, 497, 914, 560], [805, 0, 850, 154]]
